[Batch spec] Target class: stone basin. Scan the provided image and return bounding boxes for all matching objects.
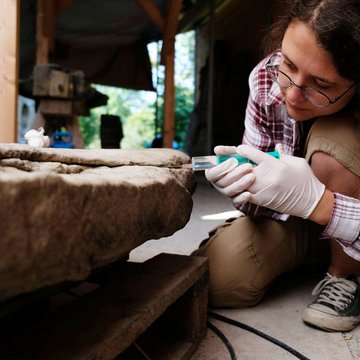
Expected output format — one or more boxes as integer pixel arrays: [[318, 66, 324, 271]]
[[0, 144, 195, 303]]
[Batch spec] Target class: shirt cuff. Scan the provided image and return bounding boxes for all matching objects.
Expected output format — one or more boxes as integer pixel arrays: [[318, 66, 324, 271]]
[[322, 193, 360, 244]]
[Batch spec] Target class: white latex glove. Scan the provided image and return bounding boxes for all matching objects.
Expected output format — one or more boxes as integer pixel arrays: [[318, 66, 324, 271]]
[[233, 144, 325, 218], [205, 144, 326, 218], [205, 145, 255, 200]]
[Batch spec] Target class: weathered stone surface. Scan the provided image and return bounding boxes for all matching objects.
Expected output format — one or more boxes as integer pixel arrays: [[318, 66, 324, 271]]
[[0, 143, 195, 303]]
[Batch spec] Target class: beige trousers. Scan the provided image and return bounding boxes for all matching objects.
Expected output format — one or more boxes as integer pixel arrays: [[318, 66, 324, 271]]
[[194, 113, 360, 308]]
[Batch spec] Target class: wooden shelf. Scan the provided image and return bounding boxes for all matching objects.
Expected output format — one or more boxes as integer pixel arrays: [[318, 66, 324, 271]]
[[0, 253, 208, 360]]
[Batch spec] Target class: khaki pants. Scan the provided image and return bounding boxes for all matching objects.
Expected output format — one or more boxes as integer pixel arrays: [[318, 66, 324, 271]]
[[194, 113, 360, 308]]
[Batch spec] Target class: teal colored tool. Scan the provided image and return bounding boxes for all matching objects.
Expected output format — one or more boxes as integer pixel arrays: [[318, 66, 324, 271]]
[[191, 150, 280, 171]]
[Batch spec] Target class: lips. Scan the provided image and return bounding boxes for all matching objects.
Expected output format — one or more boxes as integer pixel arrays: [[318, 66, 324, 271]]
[[284, 99, 313, 121], [286, 100, 305, 112]]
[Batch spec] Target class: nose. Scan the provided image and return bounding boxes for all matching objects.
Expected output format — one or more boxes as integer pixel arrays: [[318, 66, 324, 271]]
[[286, 74, 308, 100], [285, 83, 304, 102]]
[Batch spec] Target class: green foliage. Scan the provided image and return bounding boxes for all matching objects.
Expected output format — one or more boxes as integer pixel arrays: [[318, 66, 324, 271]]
[[156, 85, 194, 148], [175, 86, 194, 145], [79, 31, 195, 150], [121, 104, 155, 149], [79, 86, 155, 149], [78, 111, 100, 149]]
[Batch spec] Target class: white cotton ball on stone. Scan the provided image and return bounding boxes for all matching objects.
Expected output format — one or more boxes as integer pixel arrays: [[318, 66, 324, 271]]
[[24, 127, 50, 148]]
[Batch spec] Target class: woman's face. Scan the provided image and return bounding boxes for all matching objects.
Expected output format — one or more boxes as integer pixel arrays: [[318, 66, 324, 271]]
[[280, 20, 356, 121]]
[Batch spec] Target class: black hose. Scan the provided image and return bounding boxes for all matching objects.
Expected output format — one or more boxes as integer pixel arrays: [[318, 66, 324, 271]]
[[207, 320, 238, 360], [208, 310, 311, 360]]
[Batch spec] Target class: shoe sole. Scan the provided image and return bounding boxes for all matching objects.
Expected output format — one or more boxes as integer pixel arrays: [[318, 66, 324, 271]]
[[302, 308, 360, 332]]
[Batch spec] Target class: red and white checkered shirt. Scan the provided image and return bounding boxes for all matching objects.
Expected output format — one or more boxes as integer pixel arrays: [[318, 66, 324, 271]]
[[241, 50, 360, 260]]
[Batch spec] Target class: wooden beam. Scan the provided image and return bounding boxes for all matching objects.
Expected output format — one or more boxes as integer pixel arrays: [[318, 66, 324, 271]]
[[0, 254, 208, 360], [38, 0, 72, 53], [178, 0, 230, 33], [136, 0, 165, 32], [162, 45, 176, 148], [160, 0, 182, 66], [36, 0, 68, 62], [0, 0, 20, 143], [42, 0, 56, 51], [161, 0, 182, 148], [36, 0, 49, 64]]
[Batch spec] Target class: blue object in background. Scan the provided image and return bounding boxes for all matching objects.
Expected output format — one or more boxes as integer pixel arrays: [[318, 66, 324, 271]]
[[52, 131, 74, 148]]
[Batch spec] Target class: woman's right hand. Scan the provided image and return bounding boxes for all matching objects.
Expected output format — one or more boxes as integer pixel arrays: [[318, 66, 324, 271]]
[[205, 145, 255, 209]]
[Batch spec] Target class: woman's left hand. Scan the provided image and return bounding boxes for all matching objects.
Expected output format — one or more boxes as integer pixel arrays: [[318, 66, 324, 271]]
[[232, 144, 326, 218]]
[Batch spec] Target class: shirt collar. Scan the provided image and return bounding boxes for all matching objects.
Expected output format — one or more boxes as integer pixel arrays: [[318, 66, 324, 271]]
[[265, 50, 285, 106]]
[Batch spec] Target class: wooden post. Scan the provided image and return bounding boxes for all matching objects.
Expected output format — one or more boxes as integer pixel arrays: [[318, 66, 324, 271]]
[[161, 0, 182, 148], [162, 45, 176, 148], [36, 0, 50, 64], [39, 0, 70, 55], [0, 0, 20, 143]]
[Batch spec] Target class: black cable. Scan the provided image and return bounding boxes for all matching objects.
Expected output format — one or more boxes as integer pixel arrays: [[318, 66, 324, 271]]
[[208, 310, 311, 360], [207, 320, 238, 360]]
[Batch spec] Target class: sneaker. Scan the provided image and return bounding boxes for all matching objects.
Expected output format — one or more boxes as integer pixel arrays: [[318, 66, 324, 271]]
[[302, 273, 360, 332]]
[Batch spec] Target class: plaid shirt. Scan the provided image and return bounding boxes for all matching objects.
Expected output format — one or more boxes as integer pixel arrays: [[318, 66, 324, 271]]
[[241, 50, 360, 260]]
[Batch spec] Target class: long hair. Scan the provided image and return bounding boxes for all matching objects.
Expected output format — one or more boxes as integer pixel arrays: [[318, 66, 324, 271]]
[[264, 0, 360, 83]]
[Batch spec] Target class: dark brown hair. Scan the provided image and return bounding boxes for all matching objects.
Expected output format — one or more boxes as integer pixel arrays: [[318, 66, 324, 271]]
[[264, 0, 360, 83]]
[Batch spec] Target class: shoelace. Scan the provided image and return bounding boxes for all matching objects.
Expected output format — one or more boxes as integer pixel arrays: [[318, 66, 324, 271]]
[[312, 276, 358, 310]]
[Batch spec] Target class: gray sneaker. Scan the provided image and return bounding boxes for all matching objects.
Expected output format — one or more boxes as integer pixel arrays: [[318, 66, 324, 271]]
[[302, 274, 360, 332]]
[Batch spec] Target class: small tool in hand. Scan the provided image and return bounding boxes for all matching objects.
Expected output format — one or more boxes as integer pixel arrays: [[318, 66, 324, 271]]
[[192, 150, 280, 171]]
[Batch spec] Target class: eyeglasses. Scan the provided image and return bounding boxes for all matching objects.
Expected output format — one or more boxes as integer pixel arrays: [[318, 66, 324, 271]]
[[266, 64, 356, 108]]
